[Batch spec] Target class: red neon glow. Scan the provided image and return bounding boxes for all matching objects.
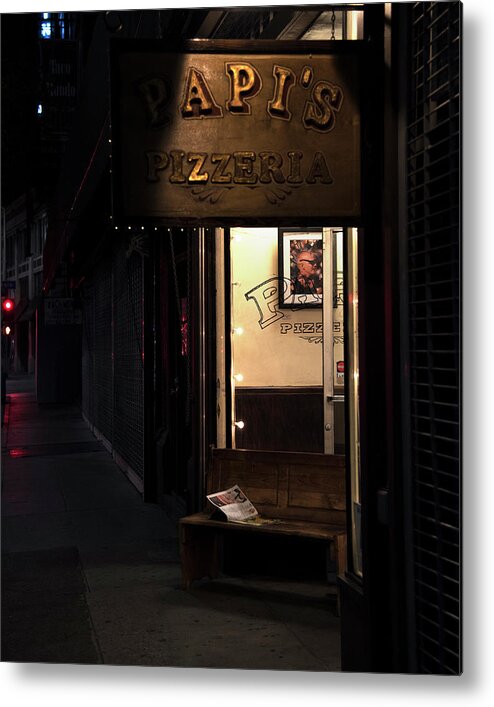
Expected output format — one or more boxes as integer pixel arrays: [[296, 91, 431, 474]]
[[2, 298, 14, 312], [9, 448, 28, 458]]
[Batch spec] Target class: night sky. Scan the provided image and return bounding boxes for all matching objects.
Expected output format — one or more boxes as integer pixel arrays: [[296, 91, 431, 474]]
[[2, 13, 42, 204]]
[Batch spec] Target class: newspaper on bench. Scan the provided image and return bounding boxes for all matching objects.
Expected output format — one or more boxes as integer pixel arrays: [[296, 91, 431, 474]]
[[206, 485, 282, 525], [206, 485, 258, 523]]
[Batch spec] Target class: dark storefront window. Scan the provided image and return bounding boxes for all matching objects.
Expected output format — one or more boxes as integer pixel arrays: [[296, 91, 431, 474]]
[[19, 276, 29, 300]]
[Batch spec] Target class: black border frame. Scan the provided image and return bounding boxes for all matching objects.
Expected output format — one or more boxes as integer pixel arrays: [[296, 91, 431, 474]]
[[277, 226, 323, 309]]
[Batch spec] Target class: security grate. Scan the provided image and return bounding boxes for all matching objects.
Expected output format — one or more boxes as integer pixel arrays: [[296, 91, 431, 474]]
[[113, 242, 145, 479], [80, 239, 145, 482], [407, 2, 461, 675], [93, 256, 113, 444], [81, 275, 95, 423]]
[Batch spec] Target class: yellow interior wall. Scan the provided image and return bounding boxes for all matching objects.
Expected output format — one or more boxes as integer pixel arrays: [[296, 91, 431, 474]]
[[231, 227, 322, 388]]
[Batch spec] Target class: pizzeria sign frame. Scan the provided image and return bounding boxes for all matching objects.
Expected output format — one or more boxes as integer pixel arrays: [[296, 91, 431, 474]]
[[110, 39, 363, 226]]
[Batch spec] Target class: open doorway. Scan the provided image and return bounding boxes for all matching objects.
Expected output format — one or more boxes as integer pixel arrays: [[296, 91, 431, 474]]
[[159, 226, 361, 574], [216, 226, 347, 457], [208, 224, 362, 589]]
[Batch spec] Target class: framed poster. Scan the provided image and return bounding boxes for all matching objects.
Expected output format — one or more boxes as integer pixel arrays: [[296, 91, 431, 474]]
[[278, 228, 323, 308]]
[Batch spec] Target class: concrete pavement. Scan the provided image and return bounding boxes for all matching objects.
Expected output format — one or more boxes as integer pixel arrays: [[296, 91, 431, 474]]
[[1, 375, 341, 671]]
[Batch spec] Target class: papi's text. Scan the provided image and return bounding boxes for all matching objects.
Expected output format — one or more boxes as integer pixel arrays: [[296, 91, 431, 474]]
[[136, 62, 344, 133]]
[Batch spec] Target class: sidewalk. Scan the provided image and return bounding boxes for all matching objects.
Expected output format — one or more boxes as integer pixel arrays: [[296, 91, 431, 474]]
[[1, 376, 341, 670]]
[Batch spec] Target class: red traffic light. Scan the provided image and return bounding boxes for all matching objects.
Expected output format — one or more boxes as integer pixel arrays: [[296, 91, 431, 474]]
[[2, 298, 14, 313]]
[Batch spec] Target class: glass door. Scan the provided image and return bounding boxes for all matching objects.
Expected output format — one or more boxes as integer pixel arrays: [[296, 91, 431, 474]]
[[215, 225, 348, 457], [322, 228, 345, 455]]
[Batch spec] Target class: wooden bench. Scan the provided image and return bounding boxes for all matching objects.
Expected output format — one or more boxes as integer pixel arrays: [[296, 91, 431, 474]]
[[179, 448, 347, 606]]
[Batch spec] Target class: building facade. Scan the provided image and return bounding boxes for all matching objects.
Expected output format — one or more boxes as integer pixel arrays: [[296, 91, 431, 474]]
[[1, 11, 82, 381], [2, 193, 47, 374]]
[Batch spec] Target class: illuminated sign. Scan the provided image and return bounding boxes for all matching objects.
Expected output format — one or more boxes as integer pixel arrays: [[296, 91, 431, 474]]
[[39, 40, 78, 144], [111, 40, 362, 225]]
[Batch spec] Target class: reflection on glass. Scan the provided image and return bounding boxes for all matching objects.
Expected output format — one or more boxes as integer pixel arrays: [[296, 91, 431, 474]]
[[333, 230, 345, 386], [347, 228, 362, 577]]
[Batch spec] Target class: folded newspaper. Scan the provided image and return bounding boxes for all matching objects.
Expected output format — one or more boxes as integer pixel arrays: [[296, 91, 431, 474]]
[[206, 485, 281, 525]]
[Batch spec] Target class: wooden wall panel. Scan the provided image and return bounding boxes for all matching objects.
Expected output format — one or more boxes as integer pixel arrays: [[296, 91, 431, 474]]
[[234, 388, 324, 453], [206, 448, 346, 526], [234, 389, 346, 454], [217, 459, 279, 506], [287, 468, 345, 504]]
